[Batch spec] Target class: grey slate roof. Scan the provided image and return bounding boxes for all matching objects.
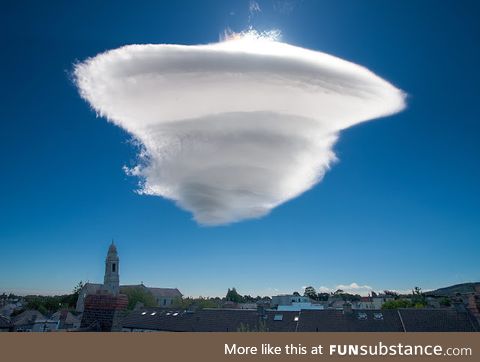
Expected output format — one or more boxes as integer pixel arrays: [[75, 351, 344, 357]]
[[0, 315, 11, 329], [12, 310, 46, 327], [119, 285, 182, 298], [147, 287, 183, 299], [122, 308, 479, 332], [297, 309, 404, 332], [82, 283, 103, 294], [399, 308, 478, 332], [123, 308, 262, 332]]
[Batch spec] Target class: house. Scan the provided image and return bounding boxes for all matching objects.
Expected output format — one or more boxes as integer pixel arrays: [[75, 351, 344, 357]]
[[121, 306, 479, 332], [0, 299, 24, 318], [271, 294, 312, 307], [353, 296, 385, 309], [121, 308, 300, 332], [50, 310, 82, 330], [11, 310, 58, 332], [0, 315, 12, 332], [277, 302, 324, 311], [237, 303, 258, 310], [124, 286, 182, 307]]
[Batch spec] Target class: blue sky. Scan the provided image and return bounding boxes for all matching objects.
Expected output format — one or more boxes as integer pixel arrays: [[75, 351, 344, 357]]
[[1, 0, 479, 297]]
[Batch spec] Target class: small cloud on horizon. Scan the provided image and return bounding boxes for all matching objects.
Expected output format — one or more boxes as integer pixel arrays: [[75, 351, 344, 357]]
[[302, 282, 373, 296]]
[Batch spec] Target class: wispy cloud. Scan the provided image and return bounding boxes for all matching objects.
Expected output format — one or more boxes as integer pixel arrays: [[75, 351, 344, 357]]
[[273, 0, 301, 14], [249, 0, 261, 15], [74, 30, 405, 225]]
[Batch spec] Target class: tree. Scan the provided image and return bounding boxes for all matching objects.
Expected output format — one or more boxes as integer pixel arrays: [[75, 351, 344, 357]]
[[304, 286, 317, 300], [121, 286, 157, 310], [226, 288, 242, 303], [173, 296, 220, 310], [439, 297, 451, 307], [72, 281, 84, 295], [382, 299, 414, 309], [317, 293, 329, 301], [411, 286, 427, 307], [63, 281, 85, 308], [292, 291, 300, 296], [383, 290, 399, 298]]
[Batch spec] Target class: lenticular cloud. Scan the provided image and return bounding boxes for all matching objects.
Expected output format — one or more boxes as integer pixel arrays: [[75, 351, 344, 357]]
[[74, 32, 405, 225]]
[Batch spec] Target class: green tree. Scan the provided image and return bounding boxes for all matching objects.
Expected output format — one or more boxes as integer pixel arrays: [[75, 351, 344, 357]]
[[439, 297, 451, 307], [173, 296, 220, 310], [304, 286, 317, 300], [382, 299, 414, 309], [172, 296, 192, 310], [411, 286, 427, 307], [196, 297, 220, 309], [317, 293, 329, 301], [226, 288, 243, 303], [383, 290, 399, 298], [122, 286, 157, 310]]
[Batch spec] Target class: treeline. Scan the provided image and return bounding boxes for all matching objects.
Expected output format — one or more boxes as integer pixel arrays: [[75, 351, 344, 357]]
[[7, 282, 84, 316], [382, 287, 451, 309], [303, 286, 362, 302], [121, 287, 272, 311], [172, 288, 272, 310]]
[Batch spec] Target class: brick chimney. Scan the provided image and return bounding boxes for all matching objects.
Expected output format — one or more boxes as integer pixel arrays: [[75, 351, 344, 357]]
[[80, 291, 128, 331]]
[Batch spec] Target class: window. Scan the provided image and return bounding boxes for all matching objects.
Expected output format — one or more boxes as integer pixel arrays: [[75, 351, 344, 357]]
[[112, 263, 116, 272], [357, 312, 367, 320], [373, 313, 383, 320], [274, 314, 283, 321], [163, 299, 167, 305]]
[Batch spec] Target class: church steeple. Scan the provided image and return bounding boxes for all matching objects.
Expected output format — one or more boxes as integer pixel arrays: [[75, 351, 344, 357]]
[[103, 240, 120, 295]]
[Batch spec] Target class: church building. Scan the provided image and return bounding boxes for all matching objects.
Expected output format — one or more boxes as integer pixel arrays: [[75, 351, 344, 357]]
[[76, 241, 182, 313]]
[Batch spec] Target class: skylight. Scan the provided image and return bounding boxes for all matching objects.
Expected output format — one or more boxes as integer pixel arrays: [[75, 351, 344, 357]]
[[357, 312, 367, 320]]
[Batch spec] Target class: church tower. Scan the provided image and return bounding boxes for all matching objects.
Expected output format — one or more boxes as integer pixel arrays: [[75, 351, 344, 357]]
[[103, 241, 120, 295]]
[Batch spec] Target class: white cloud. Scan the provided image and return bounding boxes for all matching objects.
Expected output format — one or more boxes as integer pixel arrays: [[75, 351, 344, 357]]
[[335, 282, 373, 295], [249, 0, 261, 15], [317, 286, 331, 293], [74, 30, 405, 225], [303, 283, 374, 296]]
